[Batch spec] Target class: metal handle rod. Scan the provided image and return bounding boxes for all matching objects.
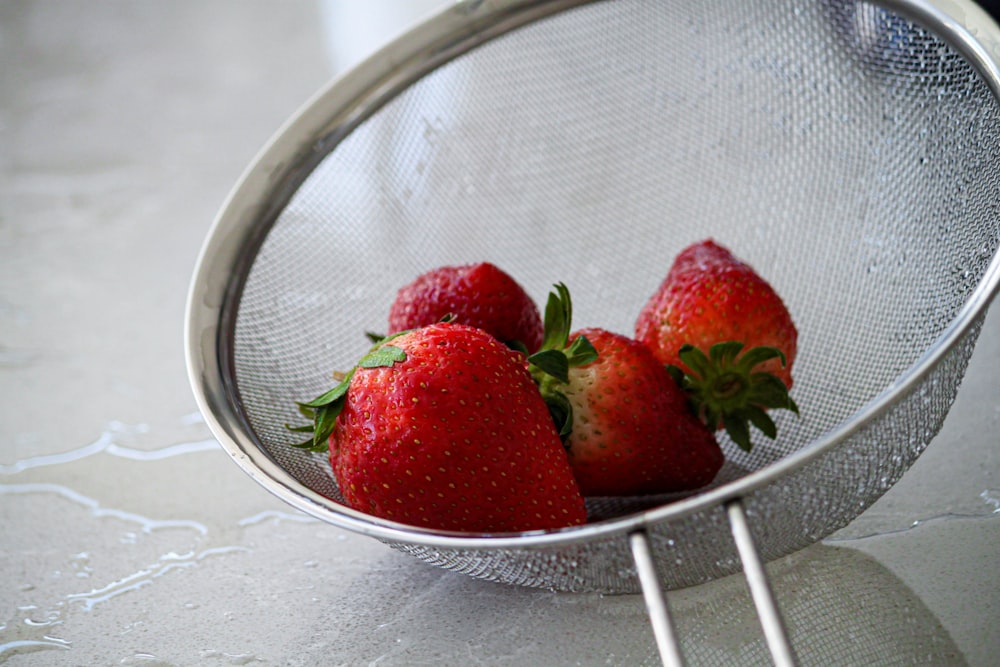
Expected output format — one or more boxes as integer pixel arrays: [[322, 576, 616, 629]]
[[629, 531, 686, 667], [726, 498, 798, 667]]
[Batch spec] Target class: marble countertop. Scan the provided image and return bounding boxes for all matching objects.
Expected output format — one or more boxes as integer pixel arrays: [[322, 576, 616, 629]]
[[2, 2, 998, 665]]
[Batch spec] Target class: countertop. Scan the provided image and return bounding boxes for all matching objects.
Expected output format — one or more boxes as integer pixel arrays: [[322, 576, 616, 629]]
[[2, 1, 998, 665]]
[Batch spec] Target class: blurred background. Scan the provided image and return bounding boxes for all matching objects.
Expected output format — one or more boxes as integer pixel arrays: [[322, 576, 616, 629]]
[[1, 1, 998, 665]]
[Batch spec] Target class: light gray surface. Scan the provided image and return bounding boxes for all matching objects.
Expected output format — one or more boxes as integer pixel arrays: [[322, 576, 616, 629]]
[[1, 1, 997, 665]]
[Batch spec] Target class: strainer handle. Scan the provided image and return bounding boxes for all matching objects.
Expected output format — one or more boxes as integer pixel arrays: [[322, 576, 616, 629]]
[[630, 498, 798, 667], [726, 499, 798, 666], [630, 531, 685, 667]]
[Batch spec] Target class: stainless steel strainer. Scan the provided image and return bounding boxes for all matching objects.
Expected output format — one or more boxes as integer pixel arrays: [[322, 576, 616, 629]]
[[185, 0, 1000, 664]]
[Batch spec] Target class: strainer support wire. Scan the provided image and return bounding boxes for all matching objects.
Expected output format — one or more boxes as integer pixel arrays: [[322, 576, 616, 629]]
[[630, 502, 799, 667]]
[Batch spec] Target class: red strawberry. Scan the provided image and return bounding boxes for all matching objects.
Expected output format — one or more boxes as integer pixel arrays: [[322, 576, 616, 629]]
[[528, 286, 723, 496], [387, 262, 544, 353], [292, 322, 586, 533], [560, 328, 722, 495], [634, 239, 798, 451]]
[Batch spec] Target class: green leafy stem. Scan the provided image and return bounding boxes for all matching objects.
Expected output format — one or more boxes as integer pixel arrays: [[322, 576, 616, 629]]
[[526, 283, 598, 441], [287, 335, 408, 452], [668, 341, 799, 452]]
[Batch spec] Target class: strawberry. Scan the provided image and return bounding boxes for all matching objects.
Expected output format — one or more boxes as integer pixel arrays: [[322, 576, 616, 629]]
[[528, 286, 723, 496], [387, 262, 544, 353], [634, 239, 798, 451], [291, 322, 587, 533]]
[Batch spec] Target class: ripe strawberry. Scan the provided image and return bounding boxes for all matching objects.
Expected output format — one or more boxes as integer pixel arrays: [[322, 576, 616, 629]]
[[292, 322, 587, 533], [528, 286, 723, 496], [634, 239, 798, 451], [387, 262, 544, 353]]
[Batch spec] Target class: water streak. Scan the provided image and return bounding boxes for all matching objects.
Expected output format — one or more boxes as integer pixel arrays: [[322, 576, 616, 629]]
[[1, 421, 219, 475], [200, 649, 263, 665], [0, 637, 71, 659], [825, 507, 999, 543], [0, 482, 209, 535], [65, 546, 249, 611], [237, 510, 319, 527], [980, 488, 1000, 513]]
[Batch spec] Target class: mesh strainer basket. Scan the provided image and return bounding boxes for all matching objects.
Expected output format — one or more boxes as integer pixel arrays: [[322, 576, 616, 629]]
[[185, 0, 1000, 663]]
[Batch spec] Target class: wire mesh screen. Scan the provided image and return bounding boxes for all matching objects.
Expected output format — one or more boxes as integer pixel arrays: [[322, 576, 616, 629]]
[[225, 0, 1000, 588]]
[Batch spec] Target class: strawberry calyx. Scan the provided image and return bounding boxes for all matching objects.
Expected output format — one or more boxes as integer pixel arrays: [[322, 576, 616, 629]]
[[287, 333, 408, 452], [667, 341, 798, 452], [526, 283, 598, 441]]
